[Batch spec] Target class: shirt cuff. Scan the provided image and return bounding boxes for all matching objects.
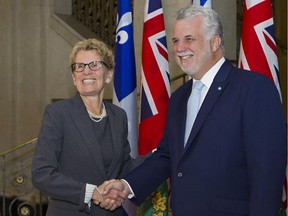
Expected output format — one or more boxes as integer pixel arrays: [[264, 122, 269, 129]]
[[121, 179, 135, 199], [85, 183, 97, 206]]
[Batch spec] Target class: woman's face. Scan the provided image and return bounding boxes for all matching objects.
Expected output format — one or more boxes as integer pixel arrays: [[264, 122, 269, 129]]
[[72, 50, 112, 97]]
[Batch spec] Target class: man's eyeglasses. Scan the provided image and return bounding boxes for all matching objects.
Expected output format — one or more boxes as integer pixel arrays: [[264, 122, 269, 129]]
[[71, 61, 108, 72]]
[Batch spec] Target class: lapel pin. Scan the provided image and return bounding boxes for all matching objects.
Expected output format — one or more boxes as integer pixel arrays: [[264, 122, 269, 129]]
[[218, 86, 222, 91]]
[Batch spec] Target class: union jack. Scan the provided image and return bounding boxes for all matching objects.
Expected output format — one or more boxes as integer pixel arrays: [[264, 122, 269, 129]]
[[238, 0, 286, 213], [137, 1, 170, 215], [238, 0, 281, 99], [138, 0, 170, 155]]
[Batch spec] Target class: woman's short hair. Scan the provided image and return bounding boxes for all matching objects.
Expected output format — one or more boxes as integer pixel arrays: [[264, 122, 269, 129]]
[[69, 38, 114, 71]]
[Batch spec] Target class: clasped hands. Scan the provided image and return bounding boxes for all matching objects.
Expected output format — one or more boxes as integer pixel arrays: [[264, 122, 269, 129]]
[[92, 179, 131, 211]]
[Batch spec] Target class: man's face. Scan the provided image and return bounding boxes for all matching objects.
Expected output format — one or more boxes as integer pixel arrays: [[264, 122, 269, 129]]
[[172, 16, 213, 79]]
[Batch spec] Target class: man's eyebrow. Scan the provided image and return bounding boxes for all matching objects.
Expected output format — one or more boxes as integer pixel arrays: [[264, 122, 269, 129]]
[[184, 35, 193, 38]]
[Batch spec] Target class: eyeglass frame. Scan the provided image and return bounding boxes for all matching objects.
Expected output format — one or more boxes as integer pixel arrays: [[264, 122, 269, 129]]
[[71, 61, 109, 73]]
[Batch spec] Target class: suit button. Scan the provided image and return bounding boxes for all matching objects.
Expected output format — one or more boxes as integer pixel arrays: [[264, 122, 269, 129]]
[[178, 172, 183, 177]]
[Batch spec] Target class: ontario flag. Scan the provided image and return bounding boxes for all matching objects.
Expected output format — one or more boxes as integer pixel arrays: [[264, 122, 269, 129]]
[[137, 0, 170, 215], [238, 0, 286, 215], [238, 0, 282, 97]]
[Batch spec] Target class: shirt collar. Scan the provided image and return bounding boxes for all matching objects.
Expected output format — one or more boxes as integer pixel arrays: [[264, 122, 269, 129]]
[[193, 57, 225, 89]]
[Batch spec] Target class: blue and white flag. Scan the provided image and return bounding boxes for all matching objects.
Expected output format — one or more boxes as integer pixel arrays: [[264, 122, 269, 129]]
[[113, 1, 138, 215], [113, 0, 138, 159], [192, 0, 212, 8]]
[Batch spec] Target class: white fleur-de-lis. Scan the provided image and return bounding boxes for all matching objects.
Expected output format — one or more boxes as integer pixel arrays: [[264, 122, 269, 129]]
[[116, 12, 132, 44]]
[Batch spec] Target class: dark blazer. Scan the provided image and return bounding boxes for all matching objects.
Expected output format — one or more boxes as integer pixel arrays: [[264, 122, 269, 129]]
[[32, 93, 142, 216], [125, 60, 287, 216]]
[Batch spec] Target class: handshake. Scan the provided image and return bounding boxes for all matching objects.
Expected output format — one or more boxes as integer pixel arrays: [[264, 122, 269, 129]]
[[92, 179, 132, 211]]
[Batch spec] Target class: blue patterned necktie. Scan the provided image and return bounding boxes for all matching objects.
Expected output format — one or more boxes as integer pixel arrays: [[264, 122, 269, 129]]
[[184, 80, 204, 146]]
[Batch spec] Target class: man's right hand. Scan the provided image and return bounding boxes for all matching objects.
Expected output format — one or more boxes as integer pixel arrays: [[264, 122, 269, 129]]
[[92, 179, 131, 211]]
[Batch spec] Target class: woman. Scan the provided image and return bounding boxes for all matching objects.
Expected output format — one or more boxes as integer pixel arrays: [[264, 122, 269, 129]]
[[32, 38, 143, 216]]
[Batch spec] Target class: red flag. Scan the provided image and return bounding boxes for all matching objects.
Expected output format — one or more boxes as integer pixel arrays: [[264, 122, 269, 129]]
[[238, 0, 282, 98], [138, 0, 170, 155], [238, 0, 286, 213], [137, 1, 170, 215]]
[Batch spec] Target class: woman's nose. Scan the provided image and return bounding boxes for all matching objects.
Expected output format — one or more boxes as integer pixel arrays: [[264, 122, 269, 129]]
[[82, 66, 93, 75]]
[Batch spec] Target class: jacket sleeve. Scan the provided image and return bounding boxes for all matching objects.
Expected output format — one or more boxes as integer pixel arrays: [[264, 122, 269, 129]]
[[243, 75, 286, 216], [31, 104, 86, 208]]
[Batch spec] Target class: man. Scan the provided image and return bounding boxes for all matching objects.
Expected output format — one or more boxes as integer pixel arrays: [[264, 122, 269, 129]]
[[95, 5, 287, 215]]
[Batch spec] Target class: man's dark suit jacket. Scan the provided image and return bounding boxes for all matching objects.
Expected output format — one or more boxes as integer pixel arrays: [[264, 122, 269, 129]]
[[32, 93, 141, 216], [125, 60, 287, 216]]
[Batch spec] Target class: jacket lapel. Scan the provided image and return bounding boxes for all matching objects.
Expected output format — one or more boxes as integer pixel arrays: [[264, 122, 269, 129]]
[[184, 60, 233, 150], [169, 80, 193, 161], [69, 93, 107, 179], [104, 103, 122, 178]]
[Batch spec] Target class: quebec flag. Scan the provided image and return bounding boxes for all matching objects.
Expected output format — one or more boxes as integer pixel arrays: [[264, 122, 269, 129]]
[[192, 0, 212, 8], [113, 0, 138, 159]]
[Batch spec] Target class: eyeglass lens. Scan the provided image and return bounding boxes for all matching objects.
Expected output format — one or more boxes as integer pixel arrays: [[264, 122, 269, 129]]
[[72, 61, 106, 72]]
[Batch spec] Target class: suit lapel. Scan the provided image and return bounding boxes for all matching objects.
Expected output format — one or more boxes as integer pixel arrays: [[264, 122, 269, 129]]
[[69, 93, 107, 179], [169, 80, 193, 161], [104, 103, 122, 178], [184, 60, 233, 150]]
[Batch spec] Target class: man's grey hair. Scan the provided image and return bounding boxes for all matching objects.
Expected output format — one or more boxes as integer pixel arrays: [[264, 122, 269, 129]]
[[175, 5, 225, 51]]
